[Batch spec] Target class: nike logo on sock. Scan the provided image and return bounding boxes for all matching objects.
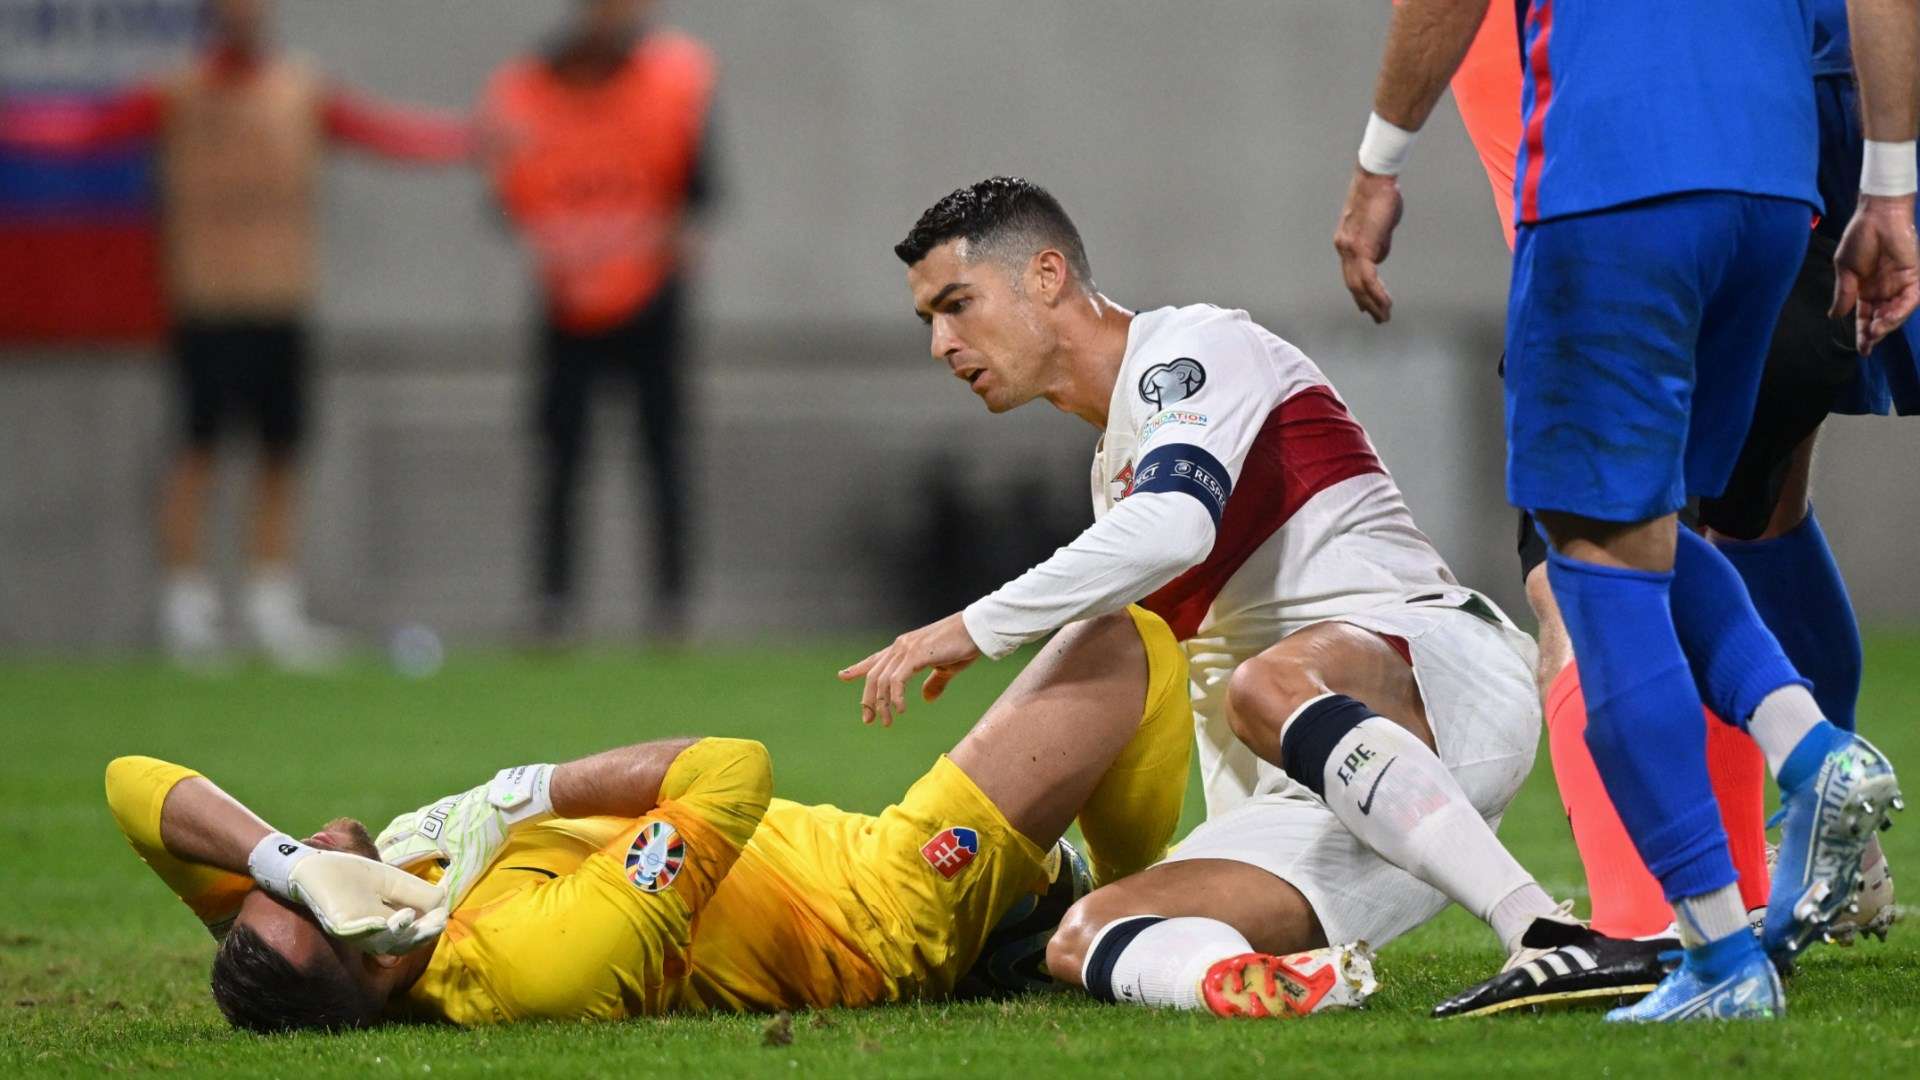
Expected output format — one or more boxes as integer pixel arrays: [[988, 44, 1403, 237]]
[[1357, 757, 1398, 815]]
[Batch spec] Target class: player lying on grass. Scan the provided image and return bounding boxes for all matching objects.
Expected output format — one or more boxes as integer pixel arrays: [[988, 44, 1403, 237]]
[[109, 607, 1366, 1031], [851, 177, 1655, 1016]]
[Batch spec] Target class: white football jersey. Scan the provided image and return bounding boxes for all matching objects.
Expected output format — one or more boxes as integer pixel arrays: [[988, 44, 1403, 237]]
[[1094, 305, 1462, 812]]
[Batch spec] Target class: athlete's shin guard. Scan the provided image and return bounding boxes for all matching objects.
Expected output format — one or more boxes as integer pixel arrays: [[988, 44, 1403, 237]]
[[1714, 508, 1862, 731], [1547, 550, 1737, 903]]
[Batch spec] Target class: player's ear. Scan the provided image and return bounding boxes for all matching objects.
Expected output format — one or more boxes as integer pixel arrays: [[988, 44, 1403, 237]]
[[1030, 249, 1069, 304]]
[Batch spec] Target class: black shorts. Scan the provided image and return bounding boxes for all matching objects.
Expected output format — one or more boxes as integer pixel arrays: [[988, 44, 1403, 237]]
[[174, 318, 309, 454], [1695, 228, 1855, 539]]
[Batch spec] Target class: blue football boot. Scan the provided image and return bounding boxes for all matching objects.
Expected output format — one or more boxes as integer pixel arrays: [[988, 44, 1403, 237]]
[[1604, 935, 1783, 1022], [1764, 731, 1904, 963]]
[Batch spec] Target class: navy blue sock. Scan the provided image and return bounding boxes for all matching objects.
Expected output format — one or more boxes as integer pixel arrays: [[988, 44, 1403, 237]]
[[1714, 507, 1861, 731], [1686, 920, 1763, 981], [1669, 526, 1812, 727], [1547, 549, 1738, 901]]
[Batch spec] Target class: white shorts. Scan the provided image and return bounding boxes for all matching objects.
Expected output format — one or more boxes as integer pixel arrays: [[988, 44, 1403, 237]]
[[1164, 592, 1541, 948]]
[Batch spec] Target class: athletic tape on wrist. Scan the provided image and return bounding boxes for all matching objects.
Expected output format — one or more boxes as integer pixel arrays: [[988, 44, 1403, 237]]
[[1357, 111, 1418, 176], [487, 763, 556, 825], [248, 831, 313, 899], [1862, 140, 1918, 198]]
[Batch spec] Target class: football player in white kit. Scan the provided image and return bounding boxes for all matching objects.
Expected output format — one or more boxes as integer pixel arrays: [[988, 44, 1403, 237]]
[[844, 176, 1642, 1018]]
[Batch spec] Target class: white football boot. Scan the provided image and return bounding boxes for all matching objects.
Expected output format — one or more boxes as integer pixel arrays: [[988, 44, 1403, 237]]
[[1827, 834, 1897, 945]]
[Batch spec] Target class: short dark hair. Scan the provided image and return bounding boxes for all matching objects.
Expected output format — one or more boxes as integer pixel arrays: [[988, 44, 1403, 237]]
[[895, 176, 1094, 286], [210, 924, 382, 1034]]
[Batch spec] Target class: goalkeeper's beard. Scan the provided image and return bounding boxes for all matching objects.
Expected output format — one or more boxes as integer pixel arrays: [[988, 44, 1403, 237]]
[[309, 818, 381, 861]]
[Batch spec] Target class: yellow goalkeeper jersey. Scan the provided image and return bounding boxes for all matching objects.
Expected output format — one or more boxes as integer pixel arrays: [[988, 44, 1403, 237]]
[[104, 741, 1048, 1021]]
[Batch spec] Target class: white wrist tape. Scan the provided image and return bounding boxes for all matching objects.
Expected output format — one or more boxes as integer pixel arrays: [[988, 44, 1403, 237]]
[[486, 763, 556, 825], [248, 831, 314, 900], [1862, 140, 1918, 198], [1357, 111, 1419, 176]]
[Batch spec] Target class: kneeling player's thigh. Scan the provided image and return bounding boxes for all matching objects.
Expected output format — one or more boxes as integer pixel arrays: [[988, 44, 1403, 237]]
[[1062, 859, 1326, 962]]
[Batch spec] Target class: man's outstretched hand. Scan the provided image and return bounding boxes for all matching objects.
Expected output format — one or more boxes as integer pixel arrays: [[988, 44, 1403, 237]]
[[1333, 165, 1406, 324], [1832, 192, 1920, 354], [839, 612, 982, 727]]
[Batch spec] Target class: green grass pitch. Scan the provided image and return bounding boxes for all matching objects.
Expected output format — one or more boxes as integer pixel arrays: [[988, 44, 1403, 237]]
[[4, 633, 1919, 1077]]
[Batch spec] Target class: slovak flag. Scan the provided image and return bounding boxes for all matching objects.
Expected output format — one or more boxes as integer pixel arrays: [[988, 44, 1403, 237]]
[[920, 826, 980, 880]]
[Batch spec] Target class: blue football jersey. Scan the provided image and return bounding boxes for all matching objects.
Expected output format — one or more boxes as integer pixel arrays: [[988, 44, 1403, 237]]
[[1512, 0, 1822, 223]]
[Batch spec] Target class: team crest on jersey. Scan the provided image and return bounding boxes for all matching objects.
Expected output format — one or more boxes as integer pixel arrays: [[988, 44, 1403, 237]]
[[624, 821, 685, 893], [1138, 358, 1206, 408], [920, 826, 980, 880]]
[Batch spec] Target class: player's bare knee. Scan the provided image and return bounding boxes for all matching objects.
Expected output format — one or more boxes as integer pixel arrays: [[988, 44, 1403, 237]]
[[1225, 652, 1323, 749], [1045, 890, 1123, 985]]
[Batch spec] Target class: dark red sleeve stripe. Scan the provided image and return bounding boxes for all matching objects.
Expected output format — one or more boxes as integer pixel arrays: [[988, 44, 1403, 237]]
[[1140, 385, 1387, 641], [1518, 0, 1554, 223]]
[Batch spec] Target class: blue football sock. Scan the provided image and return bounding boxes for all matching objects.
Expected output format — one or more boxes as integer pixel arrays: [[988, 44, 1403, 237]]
[[1687, 922, 1764, 982], [1714, 507, 1861, 730], [1669, 526, 1811, 726], [1547, 549, 1738, 901]]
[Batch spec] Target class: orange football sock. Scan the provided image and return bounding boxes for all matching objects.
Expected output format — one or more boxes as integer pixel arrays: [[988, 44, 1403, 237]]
[[1705, 712, 1770, 913], [1545, 664, 1772, 937], [1545, 665, 1672, 938]]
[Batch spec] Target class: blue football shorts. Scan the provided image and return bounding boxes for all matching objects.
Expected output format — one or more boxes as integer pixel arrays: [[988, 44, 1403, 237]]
[[1504, 190, 1812, 522]]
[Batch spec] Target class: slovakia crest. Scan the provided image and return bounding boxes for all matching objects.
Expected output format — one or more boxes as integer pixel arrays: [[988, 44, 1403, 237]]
[[920, 826, 980, 880], [625, 821, 685, 893]]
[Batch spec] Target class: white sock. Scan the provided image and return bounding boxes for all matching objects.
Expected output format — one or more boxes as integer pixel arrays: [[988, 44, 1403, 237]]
[[1673, 882, 1748, 949], [1318, 716, 1539, 945], [1084, 916, 1252, 1009], [1747, 685, 1825, 777], [1489, 882, 1559, 955], [160, 571, 220, 645]]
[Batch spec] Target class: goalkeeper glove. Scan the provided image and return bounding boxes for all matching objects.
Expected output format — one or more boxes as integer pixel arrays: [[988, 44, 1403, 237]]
[[376, 764, 556, 914], [248, 833, 449, 954]]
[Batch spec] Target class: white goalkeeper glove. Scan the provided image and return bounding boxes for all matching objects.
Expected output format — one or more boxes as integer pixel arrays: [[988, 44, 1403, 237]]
[[376, 764, 557, 915], [248, 833, 449, 954]]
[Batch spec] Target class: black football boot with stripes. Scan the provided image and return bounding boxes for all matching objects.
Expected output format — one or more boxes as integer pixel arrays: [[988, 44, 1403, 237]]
[[1431, 918, 1679, 1018]]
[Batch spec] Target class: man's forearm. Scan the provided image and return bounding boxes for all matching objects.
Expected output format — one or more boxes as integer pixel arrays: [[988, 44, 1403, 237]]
[[157, 776, 276, 876], [550, 737, 700, 819], [1371, 0, 1493, 131], [963, 492, 1213, 659], [1849, 0, 1920, 142]]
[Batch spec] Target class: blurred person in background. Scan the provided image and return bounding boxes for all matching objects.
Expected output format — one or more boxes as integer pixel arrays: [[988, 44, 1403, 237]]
[[0, 0, 472, 671], [481, 0, 720, 647]]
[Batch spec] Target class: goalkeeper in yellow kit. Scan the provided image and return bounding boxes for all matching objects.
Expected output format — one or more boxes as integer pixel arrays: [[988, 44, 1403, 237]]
[[106, 609, 1198, 1030]]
